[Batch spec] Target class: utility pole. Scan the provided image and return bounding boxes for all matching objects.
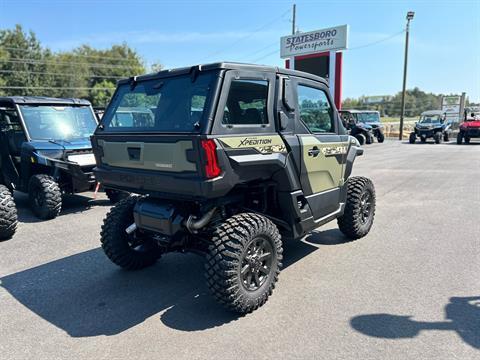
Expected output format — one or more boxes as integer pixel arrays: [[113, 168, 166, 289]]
[[399, 11, 415, 140], [292, 3, 296, 35]]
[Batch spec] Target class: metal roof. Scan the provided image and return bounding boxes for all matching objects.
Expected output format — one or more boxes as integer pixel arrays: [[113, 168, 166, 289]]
[[117, 62, 329, 86], [0, 96, 91, 106]]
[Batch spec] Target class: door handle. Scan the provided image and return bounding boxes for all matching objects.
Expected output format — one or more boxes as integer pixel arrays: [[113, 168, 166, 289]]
[[308, 146, 320, 157]]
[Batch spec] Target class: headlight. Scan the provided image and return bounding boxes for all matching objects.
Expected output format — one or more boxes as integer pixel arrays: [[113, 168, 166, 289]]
[[35, 149, 64, 159]]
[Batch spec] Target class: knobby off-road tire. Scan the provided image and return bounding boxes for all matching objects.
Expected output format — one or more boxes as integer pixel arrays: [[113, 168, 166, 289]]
[[205, 213, 283, 314], [434, 132, 442, 144], [409, 133, 416, 144], [443, 132, 449, 142], [0, 185, 17, 240], [101, 196, 161, 270], [377, 132, 385, 143], [105, 189, 129, 204], [356, 134, 366, 146], [28, 174, 62, 220], [338, 177, 376, 240], [457, 132, 463, 144]]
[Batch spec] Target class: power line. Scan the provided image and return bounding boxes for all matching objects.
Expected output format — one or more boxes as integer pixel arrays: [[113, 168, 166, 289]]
[[251, 49, 279, 63], [0, 58, 136, 69], [349, 30, 405, 51], [237, 41, 278, 61], [0, 46, 136, 63], [0, 69, 125, 79], [198, 7, 290, 61]]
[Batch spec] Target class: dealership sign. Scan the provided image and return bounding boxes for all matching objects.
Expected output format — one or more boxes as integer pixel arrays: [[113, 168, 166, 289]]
[[280, 25, 348, 58]]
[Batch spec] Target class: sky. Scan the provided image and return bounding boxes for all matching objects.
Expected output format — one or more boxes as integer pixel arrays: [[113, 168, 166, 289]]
[[1, 0, 479, 102]]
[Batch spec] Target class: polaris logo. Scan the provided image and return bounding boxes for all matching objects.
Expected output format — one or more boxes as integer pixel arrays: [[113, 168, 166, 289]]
[[239, 138, 273, 146]]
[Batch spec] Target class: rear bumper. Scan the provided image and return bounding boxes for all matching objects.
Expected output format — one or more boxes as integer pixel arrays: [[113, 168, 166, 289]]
[[93, 165, 231, 200]]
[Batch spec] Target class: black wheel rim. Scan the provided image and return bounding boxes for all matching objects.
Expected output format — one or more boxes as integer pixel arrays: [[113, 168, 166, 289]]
[[240, 236, 274, 291], [360, 191, 373, 225]]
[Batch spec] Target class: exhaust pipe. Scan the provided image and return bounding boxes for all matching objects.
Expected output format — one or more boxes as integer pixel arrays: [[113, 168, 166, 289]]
[[184, 207, 217, 233], [125, 223, 137, 235]]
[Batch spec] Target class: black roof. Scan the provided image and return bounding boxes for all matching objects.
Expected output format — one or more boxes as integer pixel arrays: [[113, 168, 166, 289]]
[[118, 62, 328, 86], [0, 96, 91, 106]]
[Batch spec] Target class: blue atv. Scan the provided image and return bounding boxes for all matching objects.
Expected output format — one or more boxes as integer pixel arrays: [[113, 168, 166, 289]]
[[0, 97, 126, 240], [339, 110, 385, 144], [339, 110, 375, 145]]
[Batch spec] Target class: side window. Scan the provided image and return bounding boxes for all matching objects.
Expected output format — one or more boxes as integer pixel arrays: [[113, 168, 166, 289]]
[[297, 85, 334, 133], [0, 109, 22, 132], [222, 79, 268, 126]]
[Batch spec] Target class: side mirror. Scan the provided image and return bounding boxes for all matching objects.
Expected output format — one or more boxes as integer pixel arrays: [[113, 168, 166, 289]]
[[282, 79, 295, 111]]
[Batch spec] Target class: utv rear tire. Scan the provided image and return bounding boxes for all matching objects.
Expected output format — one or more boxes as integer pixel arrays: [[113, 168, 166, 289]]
[[409, 133, 416, 144], [377, 132, 385, 143], [457, 132, 463, 144], [434, 132, 442, 144], [28, 174, 62, 220], [0, 185, 17, 241], [356, 134, 366, 146], [205, 213, 283, 314], [338, 177, 376, 240], [101, 196, 161, 270], [105, 189, 129, 204]]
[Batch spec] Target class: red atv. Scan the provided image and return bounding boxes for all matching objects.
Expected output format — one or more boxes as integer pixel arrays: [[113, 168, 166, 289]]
[[457, 111, 480, 144]]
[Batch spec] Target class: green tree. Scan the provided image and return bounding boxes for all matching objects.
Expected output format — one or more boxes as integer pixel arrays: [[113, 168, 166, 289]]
[[0, 25, 148, 106]]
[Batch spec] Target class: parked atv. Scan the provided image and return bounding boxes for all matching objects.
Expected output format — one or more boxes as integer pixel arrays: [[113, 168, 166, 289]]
[[0, 96, 126, 239], [340, 110, 385, 143], [92, 63, 376, 314], [409, 110, 452, 144], [457, 111, 480, 144]]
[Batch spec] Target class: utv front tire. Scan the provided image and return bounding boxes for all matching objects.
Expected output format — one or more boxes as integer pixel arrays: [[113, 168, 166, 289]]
[[28, 174, 62, 220], [0, 185, 17, 240], [105, 189, 129, 204], [409, 133, 416, 144], [356, 134, 366, 146], [434, 132, 442, 144], [457, 132, 463, 144], [377, 132, 385, 143], [205, 213, 283, 314], [338, 177, 376, 240], [101, 196, 161, 270]]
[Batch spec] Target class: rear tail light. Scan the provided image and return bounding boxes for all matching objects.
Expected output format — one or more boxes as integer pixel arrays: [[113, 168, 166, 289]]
[[201, 139, 222, 178]]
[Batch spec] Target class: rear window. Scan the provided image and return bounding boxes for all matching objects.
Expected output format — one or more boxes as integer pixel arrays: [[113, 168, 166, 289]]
[[101, 72, 216, 133]]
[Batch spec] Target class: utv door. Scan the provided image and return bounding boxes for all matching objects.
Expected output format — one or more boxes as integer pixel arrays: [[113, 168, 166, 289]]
[[293, 80, 348, 220]]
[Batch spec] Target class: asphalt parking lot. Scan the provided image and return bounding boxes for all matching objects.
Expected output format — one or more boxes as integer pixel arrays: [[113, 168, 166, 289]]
[[1, 140, 479, 359]]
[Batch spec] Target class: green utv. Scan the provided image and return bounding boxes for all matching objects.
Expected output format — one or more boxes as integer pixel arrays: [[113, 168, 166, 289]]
[[92, 63, 376, 314]]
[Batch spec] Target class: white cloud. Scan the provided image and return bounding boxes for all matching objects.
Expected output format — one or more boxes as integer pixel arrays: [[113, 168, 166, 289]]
[[46, 30, 277, 51]]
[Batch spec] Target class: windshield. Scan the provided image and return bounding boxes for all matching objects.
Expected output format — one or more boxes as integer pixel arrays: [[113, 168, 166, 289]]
[[19, 105, 97, 141], [100, 72, 216, 133], [355, 112, 380, 123], [419, 114, 443, 124]]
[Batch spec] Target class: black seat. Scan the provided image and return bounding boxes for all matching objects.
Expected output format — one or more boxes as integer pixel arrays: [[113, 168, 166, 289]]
[[243, 108, 262, 125]]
